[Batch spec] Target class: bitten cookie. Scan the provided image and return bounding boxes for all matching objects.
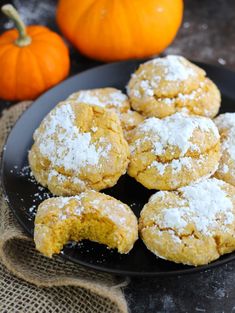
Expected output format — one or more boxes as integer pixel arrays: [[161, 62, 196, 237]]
[[29, 101, 130, 196], [139, 178, 235, 266], [127, 55, 221, 118], [68, 87, 144, 140], [34, 190, 138, 257], [214, 113, 235, 186], [128, 112, 220, 190]]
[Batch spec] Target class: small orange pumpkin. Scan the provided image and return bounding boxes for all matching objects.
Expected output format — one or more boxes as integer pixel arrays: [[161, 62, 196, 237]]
[[0, 4, 70, 101], [56, 0, 183, 62]]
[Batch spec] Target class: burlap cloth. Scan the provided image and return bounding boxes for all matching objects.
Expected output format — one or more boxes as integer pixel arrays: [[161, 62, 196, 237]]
[[0, 102, 129, 313]]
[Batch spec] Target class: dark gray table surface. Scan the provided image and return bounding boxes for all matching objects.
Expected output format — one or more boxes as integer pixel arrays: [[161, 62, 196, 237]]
[[1, 0, 235, 312]]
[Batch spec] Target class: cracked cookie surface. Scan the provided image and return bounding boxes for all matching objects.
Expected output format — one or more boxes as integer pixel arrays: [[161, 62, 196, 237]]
[[67, 87, 144, 140], [29, 101, 130, 196], [214, 113, 235, 186], [128, 112, 220, 190], [139, 178, 235, 266], [34, 190, 138, 257], [127, 55, 221, 118]]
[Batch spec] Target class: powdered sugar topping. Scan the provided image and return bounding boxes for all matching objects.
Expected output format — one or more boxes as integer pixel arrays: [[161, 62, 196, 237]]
[[39, 194, 84, 221], [150, 156, 193, 175], [39, 191, 135, 230], [215, 113, 235, 130], [90, 197, 131, 228], [135, 112, 219, 156], [127, 55, 204, 99], [68, 89, 128, 109], [35, 102, 110, 172], [157, 178, 234, 236], [215, 113, 235, 161], [149, 55, 197, 81]]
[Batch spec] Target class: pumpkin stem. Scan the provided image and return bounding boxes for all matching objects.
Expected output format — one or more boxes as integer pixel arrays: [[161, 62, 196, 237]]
[[1, 4, 32, 47]]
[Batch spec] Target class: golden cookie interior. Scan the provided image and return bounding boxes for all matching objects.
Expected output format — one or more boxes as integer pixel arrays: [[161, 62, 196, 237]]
[[34, 190, 138, 257]]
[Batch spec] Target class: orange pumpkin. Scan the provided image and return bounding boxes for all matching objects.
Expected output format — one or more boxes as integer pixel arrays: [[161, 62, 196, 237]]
[[0, 4, 70, 101], [56, 0, 183, 62]]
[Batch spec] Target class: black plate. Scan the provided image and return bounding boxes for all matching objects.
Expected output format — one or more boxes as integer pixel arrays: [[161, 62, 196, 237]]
[[2, 59, 235, 277]]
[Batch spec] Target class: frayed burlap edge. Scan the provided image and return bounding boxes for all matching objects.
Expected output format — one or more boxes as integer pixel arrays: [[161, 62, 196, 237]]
[[0, 102, 128, 313]]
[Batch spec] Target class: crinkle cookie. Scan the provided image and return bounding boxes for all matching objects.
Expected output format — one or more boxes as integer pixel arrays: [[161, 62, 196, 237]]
[[28, 101, 130, 196], [214, 113, 235, 186], [127, 55, 221, 118], [139, 178, 235, 266], [34, 190, 138, 257], [67, 87, 144, 140], [128, 112, 220, 190]]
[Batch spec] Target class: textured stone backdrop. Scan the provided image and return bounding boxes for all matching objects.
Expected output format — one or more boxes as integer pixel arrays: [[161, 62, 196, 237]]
[[1, 1, 235, 312]]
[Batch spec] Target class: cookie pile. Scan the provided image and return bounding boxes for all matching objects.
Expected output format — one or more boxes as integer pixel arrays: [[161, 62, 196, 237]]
[[30, 55, 235, 266]]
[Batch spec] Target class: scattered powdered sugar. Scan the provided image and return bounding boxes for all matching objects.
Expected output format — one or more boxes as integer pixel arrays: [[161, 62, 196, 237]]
[[158, 178, 234, 236], [68, 89, 127, 109], [218, 58, 227, 66], [18, 165, 36, 183], [8, 164, 51, 218], [215, 113, 235, 161], [36, 102, 110, 172], [149, 55, 197, 81], [137, 112, 219, 156], [29, 205, 36, 213]]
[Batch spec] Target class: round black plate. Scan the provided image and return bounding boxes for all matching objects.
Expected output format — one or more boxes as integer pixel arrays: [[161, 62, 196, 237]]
[[2, 59, 235, 277]]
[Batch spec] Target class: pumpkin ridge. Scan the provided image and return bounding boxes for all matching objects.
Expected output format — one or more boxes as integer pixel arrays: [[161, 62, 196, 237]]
[[117, 0, 136, 51], [71, 1, 97, 41], [30, 39, 67, 51], [27, 47, 47, 90], [0, 44, 15, 58], [13, 47, 21, 100], [29, 41, 69, 87], [0, 46, 19, 100]]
